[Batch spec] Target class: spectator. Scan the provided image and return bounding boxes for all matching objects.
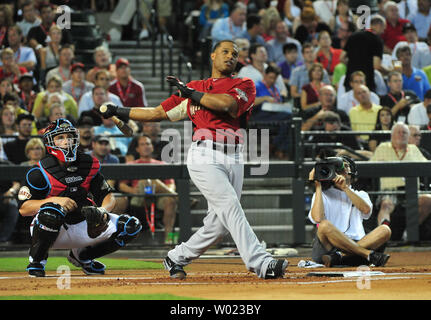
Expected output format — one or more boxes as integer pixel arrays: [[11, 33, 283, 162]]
[[380, 71, 419, 123], [17, 73, 36, 113], [307, 156, 391, 267], [17, 0, 41, 39], [290, 43, 330, 99], [119, 135, 178, 245], [142, 122, 169, 161], [85, 46, 117, 84], [94, 116, 132, 156], [79, 69, 123, 117], [348, 84, 383, 142], [5, 25, 37, 73], [313, 0, 337, 26], [4, 113, 34, 164], [39, 24, 62, 76], [21, 137, 45, 166], [3, 92, 37, 135], [80, 86, 112, 126], [210, 2, 247, 44], [0, 48, 28, 84], [62, 63, 94, 104], [108, 58, 148, 108], [0, 77, 14, 102], [278, 43, 303, 86], [328, 0, 356, 33], [331, 21, 356, 50], [392, 23, 430, 69], [240, 14, 265, 46], [280, 0, 301, 28], [237, 43, 288, 98], [32, 75, 78, 120], [396, 45, 430, 100], [0, 104, 17, 144], [198, 0, 229, 41], [368, 106, 395, 152], [27, 2, 73, 54], [407, 89, 431, 126], [0, 157, 20, 244], [0, 4, 13, 49], [337, 71, 381, 114], [300, 62, 326, 111], [406, 0, 431, 41], [233, 38, 250, 74], [306, 111, 363, 160], [408, 124, 431, 159], [293, 0, 331, 45], [249, 65, 291, 159], [260, 5, 281, 42], [343, 14, 386, 93], [398, 0, 418, 19], [265, 20, 303, 65], [381, 1, 410, 53], [301, 85, 351, 131], [139, 0, 172, 39], [76, 115, 94, 153], [370, 122, 431, 241], [45, 45, 74, 85], [315, 30, 343, 76]]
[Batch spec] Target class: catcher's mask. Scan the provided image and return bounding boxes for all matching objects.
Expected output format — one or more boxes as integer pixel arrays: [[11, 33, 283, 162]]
[[43, 118, 80, 163]]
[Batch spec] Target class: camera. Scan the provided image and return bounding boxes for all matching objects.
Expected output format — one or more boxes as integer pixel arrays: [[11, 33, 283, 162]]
[[314, 157, 345, 181]]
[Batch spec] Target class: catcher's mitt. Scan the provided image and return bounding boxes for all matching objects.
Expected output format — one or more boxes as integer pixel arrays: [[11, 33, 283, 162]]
[[82, 206, 109, 238]]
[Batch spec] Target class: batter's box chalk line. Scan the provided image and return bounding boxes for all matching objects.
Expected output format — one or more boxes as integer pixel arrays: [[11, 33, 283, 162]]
[[306, 271, 386, 278]]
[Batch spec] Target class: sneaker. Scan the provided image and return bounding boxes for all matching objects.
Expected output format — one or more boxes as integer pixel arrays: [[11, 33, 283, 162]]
[[264, 259, 288, 279], [26, 262, 45, 277], [322, 251, 342, 268], [67, 250, 105, 275], [163, 256, 186, 279], [368, 250, 390, 267]]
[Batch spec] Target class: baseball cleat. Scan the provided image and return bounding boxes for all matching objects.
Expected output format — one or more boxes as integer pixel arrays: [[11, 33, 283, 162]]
[[163, 256, 186, 280], [67, 250, 106, 275], [368, 251, 390, 267], [26, 262, 45, 277], [264, 259, 288, 279]]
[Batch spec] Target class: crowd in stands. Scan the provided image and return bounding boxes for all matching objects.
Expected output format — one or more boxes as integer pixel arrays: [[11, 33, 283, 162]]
[[2, 0, 431, 244]]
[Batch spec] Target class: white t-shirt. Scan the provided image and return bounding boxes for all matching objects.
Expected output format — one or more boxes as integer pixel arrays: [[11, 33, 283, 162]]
[[308, 187, 372, 241], [407, 102, 428, 126]]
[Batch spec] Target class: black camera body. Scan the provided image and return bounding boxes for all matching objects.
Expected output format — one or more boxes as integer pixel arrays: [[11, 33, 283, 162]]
[[314, 157, 345, 181]]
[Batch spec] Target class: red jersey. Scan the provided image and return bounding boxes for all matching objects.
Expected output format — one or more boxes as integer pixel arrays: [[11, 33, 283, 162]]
[[161, 77, 256, 144], [0, 66, 28, 84], [108, 78, 147, 108]]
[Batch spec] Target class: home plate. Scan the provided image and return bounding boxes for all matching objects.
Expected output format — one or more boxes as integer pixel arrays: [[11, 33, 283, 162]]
[[306, 271, 385, 278]]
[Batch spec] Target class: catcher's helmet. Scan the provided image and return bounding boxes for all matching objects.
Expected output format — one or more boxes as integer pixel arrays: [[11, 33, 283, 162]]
[[43, 118, 80, 162]]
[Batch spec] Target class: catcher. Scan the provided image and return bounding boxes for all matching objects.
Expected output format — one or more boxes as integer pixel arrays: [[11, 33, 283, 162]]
[[18, 118, 142, 277]]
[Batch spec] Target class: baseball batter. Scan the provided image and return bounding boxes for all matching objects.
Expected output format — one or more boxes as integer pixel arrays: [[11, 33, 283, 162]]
[[100, 40, 288, 279], [18, 119, 142, 277]]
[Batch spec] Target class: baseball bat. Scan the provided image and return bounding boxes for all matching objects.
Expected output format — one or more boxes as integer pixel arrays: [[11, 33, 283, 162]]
[[99, 103, 134, 137]]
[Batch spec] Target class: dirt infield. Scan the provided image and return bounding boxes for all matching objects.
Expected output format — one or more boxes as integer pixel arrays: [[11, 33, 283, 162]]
[[1, 251, 431, 300]]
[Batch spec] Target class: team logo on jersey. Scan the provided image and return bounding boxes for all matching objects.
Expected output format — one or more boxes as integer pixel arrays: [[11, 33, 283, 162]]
[[190, 103, 202, 116], [18, 186, 32, 201], [235, 88, 248, 102]]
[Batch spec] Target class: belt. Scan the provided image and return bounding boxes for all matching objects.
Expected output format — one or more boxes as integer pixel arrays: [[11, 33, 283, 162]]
[[196, 140, 242, 154]]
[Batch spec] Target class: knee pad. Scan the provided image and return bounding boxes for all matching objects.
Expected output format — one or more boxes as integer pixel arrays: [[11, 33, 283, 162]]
[[114, 214, 142, 247], [30, 203, 66, 262], [37, 202, 67, 232]]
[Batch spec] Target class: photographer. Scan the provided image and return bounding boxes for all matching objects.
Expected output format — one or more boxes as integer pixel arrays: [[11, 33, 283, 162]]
[[380, 71, 419, 123], [308, 156, 392, 267]]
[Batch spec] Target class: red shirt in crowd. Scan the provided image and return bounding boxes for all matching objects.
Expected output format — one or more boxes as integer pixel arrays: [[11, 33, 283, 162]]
[[381, 18, 410, 50], [0, 66, 28, 84], [108, 77, 147, 108]]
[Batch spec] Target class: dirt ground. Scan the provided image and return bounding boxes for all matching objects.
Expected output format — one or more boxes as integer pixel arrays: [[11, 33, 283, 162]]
[[1, 251, 431, 300]]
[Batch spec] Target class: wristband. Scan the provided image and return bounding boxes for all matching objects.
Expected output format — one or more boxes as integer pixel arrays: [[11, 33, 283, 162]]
[[190, 91, 205, 104], [116, 107, 131, 122]]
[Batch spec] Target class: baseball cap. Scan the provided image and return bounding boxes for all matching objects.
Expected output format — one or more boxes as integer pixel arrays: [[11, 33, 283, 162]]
[[18, 73, 34, 82], [94, 135, 110, 143], [70, 62, 85, 73], [402, 22, 416, 33], [116, 58, 129, 68], [76, 115, 94, 128]]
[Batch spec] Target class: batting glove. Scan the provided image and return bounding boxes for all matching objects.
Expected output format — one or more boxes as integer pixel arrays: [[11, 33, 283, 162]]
[[98, 103, 131, 122], [166, 76, 204, 104]]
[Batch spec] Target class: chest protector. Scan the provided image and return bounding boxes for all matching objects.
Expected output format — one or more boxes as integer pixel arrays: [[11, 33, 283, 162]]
[[38, 153, 100, 224]]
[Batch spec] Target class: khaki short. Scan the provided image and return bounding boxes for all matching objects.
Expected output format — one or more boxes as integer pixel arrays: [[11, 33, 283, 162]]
[[141, 0, 172, 18]]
